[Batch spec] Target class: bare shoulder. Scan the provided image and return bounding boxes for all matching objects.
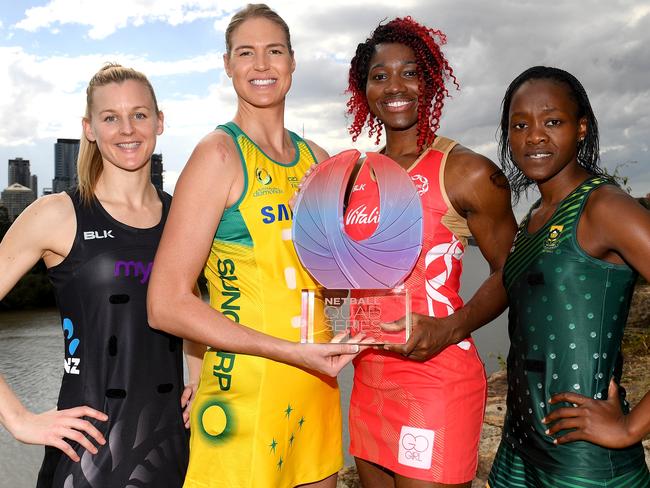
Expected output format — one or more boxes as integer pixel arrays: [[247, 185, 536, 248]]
[[1, 192, 75, 259], [16, 192, 74, 230], [447, 143, 502, 183], [303, 138, 329, 163], [579, 180, 650, 266], [445, 142, 510, 215], [584, 182, 648, 223], [175, 129, 242, 194], [172, 129, 244, 212], [188, 129, 239, 168]]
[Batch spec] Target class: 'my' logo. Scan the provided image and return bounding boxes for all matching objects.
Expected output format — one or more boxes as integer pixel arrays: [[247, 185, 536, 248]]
[[84, 230, 114, 240], [114, 261, 153, 284]]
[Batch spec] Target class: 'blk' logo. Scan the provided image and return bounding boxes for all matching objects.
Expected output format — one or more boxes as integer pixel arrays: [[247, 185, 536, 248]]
[[83, 230, 114, 240]]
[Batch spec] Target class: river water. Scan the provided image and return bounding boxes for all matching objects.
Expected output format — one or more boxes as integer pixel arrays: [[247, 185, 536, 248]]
[[0, 245, 508, 487]]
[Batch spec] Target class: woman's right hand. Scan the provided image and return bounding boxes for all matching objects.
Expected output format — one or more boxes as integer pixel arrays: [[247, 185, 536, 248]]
[[293, 342, 360, 377], [10, 406, 108, 462], [291, 332, 374, 377]]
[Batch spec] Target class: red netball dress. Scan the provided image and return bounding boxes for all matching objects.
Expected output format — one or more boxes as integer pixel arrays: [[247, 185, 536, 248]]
[[344, 137, 487, 484]]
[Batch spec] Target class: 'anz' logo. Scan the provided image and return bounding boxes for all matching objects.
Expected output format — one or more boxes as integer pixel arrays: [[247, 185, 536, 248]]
[[83, 230, 114, 240], [114, 261, 153, 284], [62, 318, 81, 375]]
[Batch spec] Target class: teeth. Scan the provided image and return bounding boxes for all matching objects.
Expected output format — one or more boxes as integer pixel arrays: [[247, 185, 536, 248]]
[[117, 142, 140, 149], [385, 100, 410, 107], [251, 79, 276, 86], [529, 153, 551, 159]]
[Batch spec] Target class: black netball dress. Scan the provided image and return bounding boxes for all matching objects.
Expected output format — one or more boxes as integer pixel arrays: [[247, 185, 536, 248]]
[[37, 189, 189, 488]]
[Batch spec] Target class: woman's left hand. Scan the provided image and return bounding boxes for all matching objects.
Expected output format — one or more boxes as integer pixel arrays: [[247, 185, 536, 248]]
[[180, 383, 198, 429], [543, 379, 637, 448]]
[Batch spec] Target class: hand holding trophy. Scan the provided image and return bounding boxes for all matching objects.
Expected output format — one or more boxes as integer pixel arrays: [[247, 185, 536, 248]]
[[293, 150, 423, 345]]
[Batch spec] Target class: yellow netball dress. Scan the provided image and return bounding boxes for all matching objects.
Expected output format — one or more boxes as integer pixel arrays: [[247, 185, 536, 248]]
[[183, 122, 343, 488]]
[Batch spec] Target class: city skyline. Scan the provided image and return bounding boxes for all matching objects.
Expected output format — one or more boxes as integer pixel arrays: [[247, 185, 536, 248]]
[[0, 1, 649, 218], [2, 145, 165, 201]]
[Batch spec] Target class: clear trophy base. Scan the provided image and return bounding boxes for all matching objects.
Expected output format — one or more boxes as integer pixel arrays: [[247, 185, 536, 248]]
[[300, 288, 412, 345]]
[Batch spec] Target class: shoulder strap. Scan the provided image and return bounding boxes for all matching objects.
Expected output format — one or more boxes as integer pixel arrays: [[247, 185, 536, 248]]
[[429, 135, 458, 154], [217, 121, 242, 139]]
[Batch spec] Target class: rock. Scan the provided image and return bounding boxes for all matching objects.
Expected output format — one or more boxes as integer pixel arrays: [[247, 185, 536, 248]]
[[336, 465, 360, 488], [627, 281, 650, 327]]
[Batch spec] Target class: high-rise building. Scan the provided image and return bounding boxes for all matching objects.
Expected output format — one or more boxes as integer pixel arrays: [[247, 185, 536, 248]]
[[1, 183, 35, 220], [53, 138, 80, 193], [151, 153, 163, 192], [8, 157, 30, 188], [31, 174, 38, 198]]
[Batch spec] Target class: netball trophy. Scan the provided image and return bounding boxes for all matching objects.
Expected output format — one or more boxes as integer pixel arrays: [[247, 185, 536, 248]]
[[292, 150, 423, 345]]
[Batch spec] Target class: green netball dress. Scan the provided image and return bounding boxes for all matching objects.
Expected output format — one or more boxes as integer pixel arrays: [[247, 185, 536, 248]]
[[494, 176, 647, 480]]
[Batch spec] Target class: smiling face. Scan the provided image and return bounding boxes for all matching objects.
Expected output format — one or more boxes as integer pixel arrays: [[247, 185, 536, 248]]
[[224, 16, 295, 109], [83, 79, 163, 174], [508, 79, 587, 184], [365, 43, 420, 133]]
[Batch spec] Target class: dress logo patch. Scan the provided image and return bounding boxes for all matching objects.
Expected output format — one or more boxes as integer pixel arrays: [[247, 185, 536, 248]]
[[256, 167, 272, 185], [411, 174, 429, 195], [345, 204, 379, 226], [62, 317, 81, 375], [83, 230, 114, 240], [398, 426, 434, 469], [253, 167, 283, 197], [543, 225, 564, 252]]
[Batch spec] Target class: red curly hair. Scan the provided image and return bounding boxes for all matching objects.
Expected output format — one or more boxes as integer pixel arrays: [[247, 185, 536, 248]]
[[346, 17, 459, 151]]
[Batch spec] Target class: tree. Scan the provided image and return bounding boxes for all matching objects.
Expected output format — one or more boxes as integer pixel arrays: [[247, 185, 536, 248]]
[[602, 160, 637, 194]]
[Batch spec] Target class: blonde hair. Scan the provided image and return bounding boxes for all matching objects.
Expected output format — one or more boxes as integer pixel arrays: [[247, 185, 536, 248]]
[[77, 63, 159, 203], [225, 3, 292, 55]]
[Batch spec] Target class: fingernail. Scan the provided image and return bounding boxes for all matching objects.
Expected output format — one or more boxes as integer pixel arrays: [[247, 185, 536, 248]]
[[542, 417, 547, 423], [351, 345, 359, 353], [544, 429, 550, 434]]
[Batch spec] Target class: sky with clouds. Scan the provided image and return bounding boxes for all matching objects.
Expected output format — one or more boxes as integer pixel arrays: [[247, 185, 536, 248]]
[[0, 0, 648, 216]]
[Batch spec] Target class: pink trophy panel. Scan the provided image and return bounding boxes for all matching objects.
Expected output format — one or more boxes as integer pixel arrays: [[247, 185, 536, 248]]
[[292, 150, 423, 289]]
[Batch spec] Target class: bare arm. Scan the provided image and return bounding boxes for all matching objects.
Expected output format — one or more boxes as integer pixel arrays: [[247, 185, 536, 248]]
[[444, 148, 518, 338], [545, 187, 650, 447], [385, 148, 517, 360], [1, 375, 107, 461], [0, 194, 107, 460], [0, 194, 71, 298], [147, 132, 358, 376]]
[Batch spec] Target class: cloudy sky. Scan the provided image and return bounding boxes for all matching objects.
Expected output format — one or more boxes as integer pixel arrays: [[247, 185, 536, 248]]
[[0, 0, 648, 216]]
